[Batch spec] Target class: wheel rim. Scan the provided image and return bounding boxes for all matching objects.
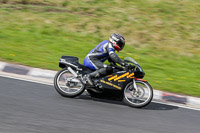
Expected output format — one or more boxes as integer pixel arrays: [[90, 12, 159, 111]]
[[57, 69, 83, 95], [124, 81, 152, 106]]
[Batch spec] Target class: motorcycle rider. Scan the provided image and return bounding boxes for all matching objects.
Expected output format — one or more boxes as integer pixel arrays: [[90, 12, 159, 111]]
[[83, 33, 128, 86]]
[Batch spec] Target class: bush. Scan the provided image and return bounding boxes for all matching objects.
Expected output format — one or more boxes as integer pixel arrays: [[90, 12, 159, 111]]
[[62, 1, 69, 7], [21, 0, 31, 4], [1, 0, 9, 3]]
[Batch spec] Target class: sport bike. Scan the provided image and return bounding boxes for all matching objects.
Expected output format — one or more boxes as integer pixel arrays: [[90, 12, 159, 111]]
[[54, 56, 153, 108]]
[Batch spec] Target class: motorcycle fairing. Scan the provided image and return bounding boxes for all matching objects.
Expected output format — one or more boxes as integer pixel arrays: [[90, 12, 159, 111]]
[[99, 71, 134, 90]]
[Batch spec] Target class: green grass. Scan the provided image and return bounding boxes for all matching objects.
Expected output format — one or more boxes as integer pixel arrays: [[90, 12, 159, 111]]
[[0, 0, 200, 97]]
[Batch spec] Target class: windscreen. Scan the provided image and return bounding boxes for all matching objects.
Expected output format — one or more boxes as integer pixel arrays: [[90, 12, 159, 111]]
[[124, 57, 139, 65], [124, 57, 143, 72]]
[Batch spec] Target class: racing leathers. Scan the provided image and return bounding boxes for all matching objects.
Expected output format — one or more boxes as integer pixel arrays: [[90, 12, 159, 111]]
[[83, 40, 125, 85]]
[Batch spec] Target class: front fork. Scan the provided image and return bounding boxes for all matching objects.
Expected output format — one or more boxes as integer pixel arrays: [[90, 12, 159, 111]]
[[131, 79, 140, 97], [133, 79, 138, 92]]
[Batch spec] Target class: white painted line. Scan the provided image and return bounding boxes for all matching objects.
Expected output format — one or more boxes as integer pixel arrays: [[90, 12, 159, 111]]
[[152, 100, 200, 111], [0, 74, 53, 86], [153, 90, 163, 100], [28, 68, 56, 78], [187, 96, 200, 106], [0, 62, 7, 70]]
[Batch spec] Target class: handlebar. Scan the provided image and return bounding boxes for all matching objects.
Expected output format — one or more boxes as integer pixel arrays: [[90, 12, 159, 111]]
[[111, 64, 135, 71], [111, 64, 124, 70]]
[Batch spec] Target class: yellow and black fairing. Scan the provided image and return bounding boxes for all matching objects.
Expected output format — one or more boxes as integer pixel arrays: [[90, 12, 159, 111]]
[[99, 71, 135, 91]]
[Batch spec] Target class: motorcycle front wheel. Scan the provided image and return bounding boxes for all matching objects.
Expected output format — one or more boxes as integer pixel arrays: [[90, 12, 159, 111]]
[[54, 68, 85, 98], [123, 80, 153, 108]]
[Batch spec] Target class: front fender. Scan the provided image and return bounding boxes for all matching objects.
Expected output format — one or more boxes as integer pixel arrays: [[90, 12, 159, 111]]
[[135, 78, 146, 82]]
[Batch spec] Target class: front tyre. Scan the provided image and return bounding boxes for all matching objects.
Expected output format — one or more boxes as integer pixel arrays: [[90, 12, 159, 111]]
[[123, 80, 153, 108], [54, 68, 85, 98]]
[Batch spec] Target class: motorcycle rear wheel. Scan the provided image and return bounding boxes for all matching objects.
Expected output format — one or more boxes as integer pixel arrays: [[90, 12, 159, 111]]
[[123, 80, 153, 108], [54, 68, 85, 98]]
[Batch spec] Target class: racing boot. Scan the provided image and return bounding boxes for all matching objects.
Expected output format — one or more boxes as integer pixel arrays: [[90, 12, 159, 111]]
[[86, 67, 112, 86]]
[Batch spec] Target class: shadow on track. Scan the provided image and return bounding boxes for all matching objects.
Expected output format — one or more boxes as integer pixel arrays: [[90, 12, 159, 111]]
[[77, 94, 179, 111], [143, 102, 179, 110]]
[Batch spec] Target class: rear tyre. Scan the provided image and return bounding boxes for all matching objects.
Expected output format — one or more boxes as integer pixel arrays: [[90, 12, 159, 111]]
[[54, 68, 85, 98], [123, 80, 153, 108]]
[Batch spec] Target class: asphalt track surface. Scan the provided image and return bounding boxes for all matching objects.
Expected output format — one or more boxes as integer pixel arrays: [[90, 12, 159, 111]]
[[0, 77, 200, 133]]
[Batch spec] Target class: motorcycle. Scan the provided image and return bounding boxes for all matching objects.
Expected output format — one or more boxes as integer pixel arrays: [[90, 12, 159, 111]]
[[54, 56, 153, 108]]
